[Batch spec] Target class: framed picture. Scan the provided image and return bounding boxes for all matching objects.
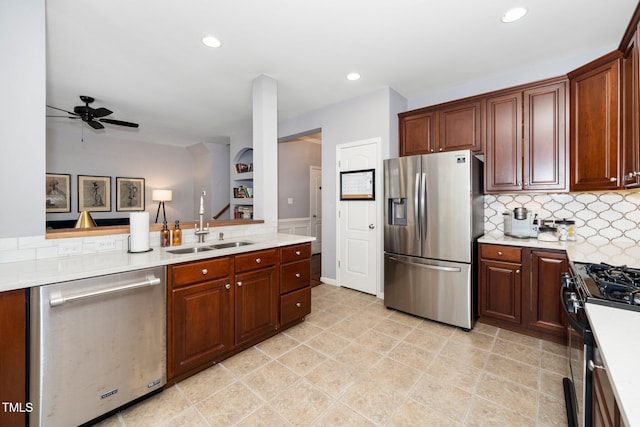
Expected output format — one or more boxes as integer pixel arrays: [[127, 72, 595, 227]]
[[116, 177, 145, 211], [78, 175, 111, 212], [340, 169, 375, 200], [46, 173, 71, 213]]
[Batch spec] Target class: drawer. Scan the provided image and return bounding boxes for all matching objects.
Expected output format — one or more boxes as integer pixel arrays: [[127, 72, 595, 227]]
[[280, 287, 311, 326], [235, 248, 278, 273], [281, 243, 311, 263], [280, 260, 310, 294], [480, 244, 522, 263], [170, 257, 232, 287]]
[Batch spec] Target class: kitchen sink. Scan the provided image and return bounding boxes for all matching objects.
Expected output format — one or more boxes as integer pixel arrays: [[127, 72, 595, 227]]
[[209, 241, 254, 249], [167, 246, 214, 254]]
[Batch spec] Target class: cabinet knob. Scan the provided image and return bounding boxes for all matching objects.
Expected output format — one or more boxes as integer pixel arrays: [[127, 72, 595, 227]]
[[295, 273, 301, 278], [296, 302, 301, 308], [225, 283, 231, 290], [515, 269, 520, 274], [295, 250, 301, 256], [439, 148, 443, 152], [237, 281, 243, 287], [497, 251, 503, 256], [430, 149, 434, 152], [524, 182, 529, 186], [255, 258, 262, 264], [610, 177, 617, 182], [202, 268, 208, 275]]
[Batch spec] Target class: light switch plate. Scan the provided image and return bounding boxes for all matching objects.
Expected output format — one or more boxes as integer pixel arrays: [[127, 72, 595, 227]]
[[287, 197, 293, 205], [58, 242, 82, 255]]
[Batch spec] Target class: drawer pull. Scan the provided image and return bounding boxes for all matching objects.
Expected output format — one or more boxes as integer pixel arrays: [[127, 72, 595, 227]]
[[295, 273, 301, 278], [515, 269, 520, 274], [497, 251, 503, 256], [202, 268, 208, 275], [237, 281, 243, 287], [225, 283, 231, 290], [295, 250, 301, 256], [296, 302, 301, 308], [255, 258, 262, 264]]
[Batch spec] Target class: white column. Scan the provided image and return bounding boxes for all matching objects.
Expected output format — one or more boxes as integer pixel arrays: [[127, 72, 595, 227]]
[[252, 75, 278, 226]]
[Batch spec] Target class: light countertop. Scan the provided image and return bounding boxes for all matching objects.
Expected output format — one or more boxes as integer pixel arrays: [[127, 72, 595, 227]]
[[585, 303, 640, 427], [481, 231, 640, 425], [479, 232, 640, 269], [0, 233, 314, 293]]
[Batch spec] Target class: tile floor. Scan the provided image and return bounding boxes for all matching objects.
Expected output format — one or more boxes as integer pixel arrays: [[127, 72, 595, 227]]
[[97, 284, 569, 426]]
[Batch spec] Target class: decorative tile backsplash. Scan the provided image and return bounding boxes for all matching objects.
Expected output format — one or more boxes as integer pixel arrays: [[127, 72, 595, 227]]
[[484, 191, 640, 243]]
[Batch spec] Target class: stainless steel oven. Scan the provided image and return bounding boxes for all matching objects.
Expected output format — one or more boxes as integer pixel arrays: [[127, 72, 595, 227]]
[[561, 261, 640, 427], [561, 270, 593, 427]]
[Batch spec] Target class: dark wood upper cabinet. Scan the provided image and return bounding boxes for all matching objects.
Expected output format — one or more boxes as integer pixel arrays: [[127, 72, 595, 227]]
[[569, 52, 622, 191], [399, 97, 483, 156], [485, 78, 568, 193], [622, 29, 640, 188]]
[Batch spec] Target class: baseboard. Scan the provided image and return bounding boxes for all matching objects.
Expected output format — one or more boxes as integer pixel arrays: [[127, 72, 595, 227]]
[[319, 277, 337, 286]]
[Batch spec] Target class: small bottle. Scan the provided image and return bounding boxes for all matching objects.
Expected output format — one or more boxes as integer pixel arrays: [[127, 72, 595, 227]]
[[160, 220, 170, 247], [172, 220, 182, 246]]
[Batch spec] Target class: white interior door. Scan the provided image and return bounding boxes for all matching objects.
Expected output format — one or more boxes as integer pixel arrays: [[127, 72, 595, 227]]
[[310, 166, 322, 254], [337, 138, 381, 295]]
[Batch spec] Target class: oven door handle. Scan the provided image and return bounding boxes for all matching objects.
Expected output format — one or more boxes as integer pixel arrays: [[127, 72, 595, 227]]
[[560, 282, 587, 336]]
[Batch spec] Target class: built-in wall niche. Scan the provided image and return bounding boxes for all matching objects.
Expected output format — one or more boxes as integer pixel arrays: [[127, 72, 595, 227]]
[[232, 148, 254, 219]]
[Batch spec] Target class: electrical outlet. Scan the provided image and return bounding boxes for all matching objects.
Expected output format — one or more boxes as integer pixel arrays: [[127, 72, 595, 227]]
[[58, 241, 82, 255], [95, 239, 116, 251]]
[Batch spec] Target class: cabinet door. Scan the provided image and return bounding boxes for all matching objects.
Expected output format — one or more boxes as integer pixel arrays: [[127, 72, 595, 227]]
[[399, 110, 437, 156], [0, 289, 27, 427], [479, 259, 522, 324], [570, 56, 621, 190], [622, 33, 640, 188], [438, 99, 483, 153], [235, 266, 278, 345], [168, 278, 233, 380], [529, 250, 567, 337], [523, 81, 568, 191], [485, 91, 523, 192]]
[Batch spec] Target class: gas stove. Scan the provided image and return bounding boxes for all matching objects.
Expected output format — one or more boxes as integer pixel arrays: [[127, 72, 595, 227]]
[[571, 262, 640, 312]]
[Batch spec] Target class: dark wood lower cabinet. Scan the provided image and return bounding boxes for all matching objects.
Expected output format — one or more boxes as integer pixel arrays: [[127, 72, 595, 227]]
[[167, 243, 311, 384], [593, 345, 627, 427], [0, 289, 28, 427], [478, 243, 567, 343]]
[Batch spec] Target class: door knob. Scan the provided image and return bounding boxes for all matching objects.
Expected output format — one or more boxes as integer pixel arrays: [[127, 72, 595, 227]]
[[369, 224, 375, 229]]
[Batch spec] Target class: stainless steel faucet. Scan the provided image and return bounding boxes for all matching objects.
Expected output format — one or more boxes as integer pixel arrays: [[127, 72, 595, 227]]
[[194, 191, 209, 243]]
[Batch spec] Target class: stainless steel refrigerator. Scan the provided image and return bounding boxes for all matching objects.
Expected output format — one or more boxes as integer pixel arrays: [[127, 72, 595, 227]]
[[384, 150, 483, 329]]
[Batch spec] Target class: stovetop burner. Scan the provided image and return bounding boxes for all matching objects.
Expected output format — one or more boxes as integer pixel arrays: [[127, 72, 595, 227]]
[[583, 263, 640, 306]]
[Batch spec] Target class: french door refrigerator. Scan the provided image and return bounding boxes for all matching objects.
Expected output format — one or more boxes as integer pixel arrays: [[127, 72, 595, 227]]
[[383, 150, 483, 329]]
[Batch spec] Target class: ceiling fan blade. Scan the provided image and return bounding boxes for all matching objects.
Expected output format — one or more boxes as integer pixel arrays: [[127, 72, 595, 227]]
[[91, 107, 113, 118], [46, 115, 80, 119], [87, 120, 104, 130], [99, 118, 139, 128], [47, 105, 78, 116]]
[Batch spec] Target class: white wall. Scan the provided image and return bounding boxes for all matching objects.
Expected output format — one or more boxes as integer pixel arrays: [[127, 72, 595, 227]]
[[187, 142, 231, 220], [0, 0, 46, 238], [47, 126, 200, 223], [278, 140, 321, 219], [279, 87, 407, 280]]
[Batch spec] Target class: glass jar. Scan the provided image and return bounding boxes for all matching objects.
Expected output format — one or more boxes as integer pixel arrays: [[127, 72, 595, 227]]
[[537, 225, 558, 242], [556, 219, 576, 241]]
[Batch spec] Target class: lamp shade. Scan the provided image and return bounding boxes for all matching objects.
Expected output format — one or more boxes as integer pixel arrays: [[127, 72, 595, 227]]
[[152, 189, 172, 202], [75, 211, 97, 228]]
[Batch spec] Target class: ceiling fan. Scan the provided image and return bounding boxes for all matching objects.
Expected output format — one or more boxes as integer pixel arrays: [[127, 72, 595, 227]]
[[46, 95, 139, 130]]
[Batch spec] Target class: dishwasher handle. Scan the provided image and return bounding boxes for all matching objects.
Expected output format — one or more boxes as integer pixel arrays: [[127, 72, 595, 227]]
[[49, 276, 162, 307]]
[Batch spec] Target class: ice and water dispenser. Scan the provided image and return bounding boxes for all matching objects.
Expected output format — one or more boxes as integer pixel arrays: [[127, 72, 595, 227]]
[[388, 198, 407, 226]]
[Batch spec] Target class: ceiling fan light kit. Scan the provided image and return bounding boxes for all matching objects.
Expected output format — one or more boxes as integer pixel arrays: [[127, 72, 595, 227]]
[[46, 95, 139, 131]]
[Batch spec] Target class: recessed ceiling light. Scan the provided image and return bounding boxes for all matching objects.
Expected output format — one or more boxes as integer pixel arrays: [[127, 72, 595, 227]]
[[347, 72, 361, 81], [501, 7, 527, 23], [202, 36, 222, 48]]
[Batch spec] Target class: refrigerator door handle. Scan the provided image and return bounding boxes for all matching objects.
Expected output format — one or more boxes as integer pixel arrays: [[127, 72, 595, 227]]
[[414, 172, 421, 240], [387, 256, 462, 273], [420, 172, 427, 241]]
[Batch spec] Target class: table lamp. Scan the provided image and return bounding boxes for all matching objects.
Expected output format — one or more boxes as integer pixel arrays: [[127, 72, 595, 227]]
[[152, 189, 172, 223]]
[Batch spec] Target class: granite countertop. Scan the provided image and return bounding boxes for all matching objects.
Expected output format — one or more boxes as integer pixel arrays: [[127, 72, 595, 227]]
[[480, 231, 640, 425], [0, 233, 314, 293]]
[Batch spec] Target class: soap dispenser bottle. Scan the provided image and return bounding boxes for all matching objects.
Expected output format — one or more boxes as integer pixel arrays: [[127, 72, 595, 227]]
[[172, 220, 182, 246], [160, 220, 171, 247]]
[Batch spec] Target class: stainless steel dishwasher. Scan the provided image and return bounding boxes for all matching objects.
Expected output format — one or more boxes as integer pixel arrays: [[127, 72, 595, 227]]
[[30, 266, 166, 427]]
